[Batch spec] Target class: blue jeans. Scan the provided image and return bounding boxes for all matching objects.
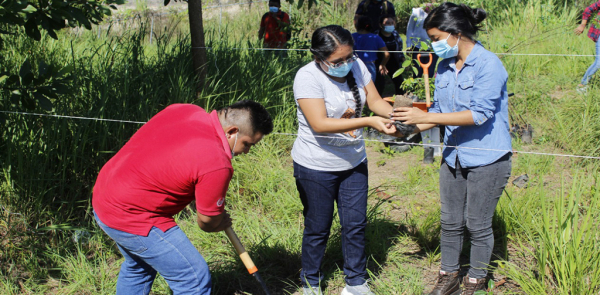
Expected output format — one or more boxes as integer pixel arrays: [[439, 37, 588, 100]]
[[293, 161, 369, 287], [364, 61, 377, 83], [94, 212, 212, 294], [438, 153, 511, 279], [581, 40, 600, 85]]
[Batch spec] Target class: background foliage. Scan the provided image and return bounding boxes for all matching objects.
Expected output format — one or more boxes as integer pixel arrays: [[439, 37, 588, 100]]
[[2, 0, 600, 293]]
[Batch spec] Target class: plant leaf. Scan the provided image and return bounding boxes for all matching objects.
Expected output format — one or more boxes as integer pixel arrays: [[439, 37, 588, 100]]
[[22, 4, 38, 13], [392, 68, 404, 78], [33, 91, 53, 111], [24, 18, 41, 41], [19, 59, 32, 79]]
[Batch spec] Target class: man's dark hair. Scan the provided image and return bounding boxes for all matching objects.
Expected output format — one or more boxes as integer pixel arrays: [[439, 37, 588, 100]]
[[219, 100, 274, 135], [424, 2, 487, 40]]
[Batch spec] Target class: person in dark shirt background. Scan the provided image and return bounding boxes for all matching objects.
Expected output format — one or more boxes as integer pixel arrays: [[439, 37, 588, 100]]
[[355, 0, 396, 34], [375, 15, 405, 95]]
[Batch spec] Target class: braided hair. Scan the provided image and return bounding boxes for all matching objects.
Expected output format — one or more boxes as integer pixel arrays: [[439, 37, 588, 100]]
[[310, 25, 363, 118]]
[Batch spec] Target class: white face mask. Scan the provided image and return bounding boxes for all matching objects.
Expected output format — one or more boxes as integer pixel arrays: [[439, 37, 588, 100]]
[[230, 133, 238, 157]]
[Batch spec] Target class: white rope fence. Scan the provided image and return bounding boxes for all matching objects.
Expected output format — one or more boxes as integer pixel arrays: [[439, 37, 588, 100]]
[[191, 46, 599, 57], [2, 110, 599, 160]]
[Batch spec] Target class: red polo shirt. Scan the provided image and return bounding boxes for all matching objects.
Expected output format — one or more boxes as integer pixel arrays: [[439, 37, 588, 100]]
[[92, 104, 233, 236]]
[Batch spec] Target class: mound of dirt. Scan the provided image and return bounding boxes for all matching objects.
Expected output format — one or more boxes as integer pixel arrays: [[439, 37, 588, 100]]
[[392, 94, 417, 135]]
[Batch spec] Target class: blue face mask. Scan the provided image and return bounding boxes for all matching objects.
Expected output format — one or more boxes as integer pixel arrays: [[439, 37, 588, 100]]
[[383, 25, 395, 33], [432, 33, 460, 59], [269, 6, 279, 13], [324, 61, 355, 78]]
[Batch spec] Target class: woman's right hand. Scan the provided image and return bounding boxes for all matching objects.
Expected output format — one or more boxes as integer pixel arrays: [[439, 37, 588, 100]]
[[369, 116, 396, 135]]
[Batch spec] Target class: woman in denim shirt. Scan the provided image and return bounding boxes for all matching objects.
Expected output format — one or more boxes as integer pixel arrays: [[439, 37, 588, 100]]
[[393, 3, 512, 295]]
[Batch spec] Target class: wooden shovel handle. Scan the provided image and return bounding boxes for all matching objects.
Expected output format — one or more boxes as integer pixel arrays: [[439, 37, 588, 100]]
[[225, 227, 259, 274], [417, 53, 433, 107]]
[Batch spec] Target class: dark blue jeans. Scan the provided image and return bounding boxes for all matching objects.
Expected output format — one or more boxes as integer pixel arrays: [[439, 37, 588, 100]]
[[439, 153, 512, 279], [294, 161, 369, 287]]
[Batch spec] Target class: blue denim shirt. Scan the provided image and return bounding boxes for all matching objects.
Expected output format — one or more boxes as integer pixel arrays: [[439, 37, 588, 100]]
[[429, 42, 512, 169]]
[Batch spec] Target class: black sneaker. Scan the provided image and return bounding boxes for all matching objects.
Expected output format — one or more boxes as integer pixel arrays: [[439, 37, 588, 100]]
[[460, 276, 487, 295], [428, 271, 461, 295]]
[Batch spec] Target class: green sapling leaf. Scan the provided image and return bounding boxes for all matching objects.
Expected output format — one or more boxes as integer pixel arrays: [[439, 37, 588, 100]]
[[22, 4, 38, 13], [392, 68, 404, 78]]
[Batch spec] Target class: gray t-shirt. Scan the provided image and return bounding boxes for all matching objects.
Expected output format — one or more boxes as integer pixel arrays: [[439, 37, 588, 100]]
[[292, 59, 372, 171]]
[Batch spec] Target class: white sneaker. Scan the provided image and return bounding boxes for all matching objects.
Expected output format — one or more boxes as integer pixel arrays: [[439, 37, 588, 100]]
[[303, 285, 323, 295], [341, 282, 374, 295], [577, 86, 588, 94]]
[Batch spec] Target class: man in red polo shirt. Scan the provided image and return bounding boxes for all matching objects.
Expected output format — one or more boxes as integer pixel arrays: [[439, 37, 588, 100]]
[[92, 100, 273, 294], [258, 0, 291, 49]]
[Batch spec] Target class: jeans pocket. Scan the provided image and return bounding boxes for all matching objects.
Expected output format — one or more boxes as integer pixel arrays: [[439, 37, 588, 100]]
[[96, 219, 149, 254], [115, 235, 149, 254]]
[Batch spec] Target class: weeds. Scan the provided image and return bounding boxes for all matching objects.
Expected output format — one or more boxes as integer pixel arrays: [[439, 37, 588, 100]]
[[2, 0, 600, 293]]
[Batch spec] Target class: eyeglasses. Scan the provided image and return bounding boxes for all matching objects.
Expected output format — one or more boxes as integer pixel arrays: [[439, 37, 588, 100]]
[[323, 54, 358, 69]]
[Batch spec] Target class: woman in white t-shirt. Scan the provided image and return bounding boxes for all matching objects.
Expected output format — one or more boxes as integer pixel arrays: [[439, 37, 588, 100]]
[[292, 25, 398, 295]]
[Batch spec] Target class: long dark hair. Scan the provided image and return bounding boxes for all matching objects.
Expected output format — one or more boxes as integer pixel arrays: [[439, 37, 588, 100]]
[[310, 25, 362, 118], [424, 2, 487, 40], [355, 15, 374, 32]]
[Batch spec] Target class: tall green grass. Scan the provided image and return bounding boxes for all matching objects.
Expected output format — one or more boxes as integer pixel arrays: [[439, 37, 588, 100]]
[[0, 14, 304, 285], [3, 0, 600, 293], [498, 174, 600, 294]]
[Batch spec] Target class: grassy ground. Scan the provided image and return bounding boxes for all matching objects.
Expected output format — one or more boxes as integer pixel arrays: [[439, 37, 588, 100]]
[[2, 0, 600, 294]]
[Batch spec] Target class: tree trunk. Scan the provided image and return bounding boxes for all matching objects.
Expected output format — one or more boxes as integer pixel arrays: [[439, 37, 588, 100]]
[[188, 0, 207, 101]]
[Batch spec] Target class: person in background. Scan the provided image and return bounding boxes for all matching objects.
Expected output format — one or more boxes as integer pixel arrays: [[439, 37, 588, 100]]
[[293, 25, 399, 295], [375, 15, 405, 95], [355, 0, 396, 34], [406, 3, 439, 79], [393, 3, 512, 294], [258, 0, 291, 49], [574, 1, 600, 93], [353, 16, 390, 83], [93, 101, 273, 294], [406, 3, 442, 161]]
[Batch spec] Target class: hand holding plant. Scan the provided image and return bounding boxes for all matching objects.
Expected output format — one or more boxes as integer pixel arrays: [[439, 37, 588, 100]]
[[392, 106, 429, 125], [369, 116, 397, 135]]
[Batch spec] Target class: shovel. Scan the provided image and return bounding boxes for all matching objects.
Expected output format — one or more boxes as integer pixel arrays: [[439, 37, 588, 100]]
[[225, 227, 272, 295], [417, 53, 433, 107]]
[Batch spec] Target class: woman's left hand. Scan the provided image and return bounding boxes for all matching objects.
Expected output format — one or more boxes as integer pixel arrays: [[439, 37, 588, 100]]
[[379, 65, 388, 75], [391, 107, 429, 125]]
